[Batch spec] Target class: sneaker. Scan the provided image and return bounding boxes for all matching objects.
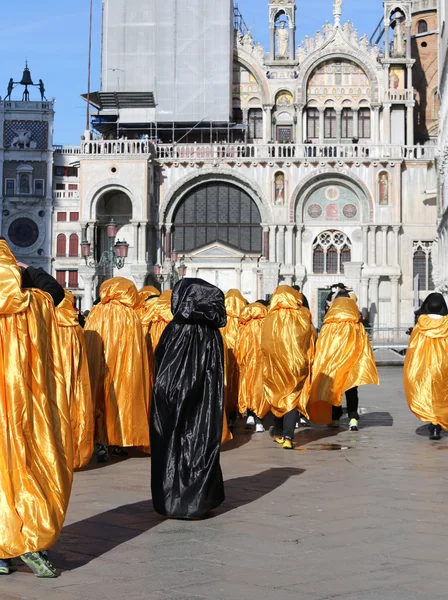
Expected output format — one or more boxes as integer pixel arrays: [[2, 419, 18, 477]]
[[430, 425, 442, 441], [349, 418, 359, 432], [273, 436, 285, 445], [97, 445, 109, 463], [0, 559, 11, 575], [111, 446, 129, 458], [245, 416, 255, 429], [300, 416, 312, 428], [255, 423, 265, 433], [283, 438, 293, 450], [20, 552, 57, 578]]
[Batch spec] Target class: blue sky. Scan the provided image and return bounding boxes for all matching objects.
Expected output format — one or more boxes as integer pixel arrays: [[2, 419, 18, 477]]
[[0, 0, 382, 145]]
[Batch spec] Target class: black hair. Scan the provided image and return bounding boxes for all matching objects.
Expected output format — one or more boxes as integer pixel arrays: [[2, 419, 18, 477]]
[[415, 292, 448, 317], [335, 290, 351, 299], [292, 285, 301, 293], [256, 299, 269, 307]]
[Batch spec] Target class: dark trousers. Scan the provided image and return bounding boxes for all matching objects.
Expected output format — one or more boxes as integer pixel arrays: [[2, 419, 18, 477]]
[[273, 409, 297, 440], [332, 387, 359, 421]]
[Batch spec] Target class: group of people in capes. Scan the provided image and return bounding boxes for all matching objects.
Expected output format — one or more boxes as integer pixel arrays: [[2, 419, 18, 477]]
[[0, 236, 446, 578]]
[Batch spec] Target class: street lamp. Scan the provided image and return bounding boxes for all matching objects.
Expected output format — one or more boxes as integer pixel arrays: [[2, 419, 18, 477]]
[[81, 218, 129, 271], [154, 249, 187, 290]]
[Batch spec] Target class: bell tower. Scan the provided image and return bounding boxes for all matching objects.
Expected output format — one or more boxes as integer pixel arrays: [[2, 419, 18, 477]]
[[268, 0, 296, 62]]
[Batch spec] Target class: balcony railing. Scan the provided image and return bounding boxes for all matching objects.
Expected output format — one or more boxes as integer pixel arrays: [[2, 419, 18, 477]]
[[52, 142, 436, 161], [54, 190, 80, 199], [384, 89, 415, 103]]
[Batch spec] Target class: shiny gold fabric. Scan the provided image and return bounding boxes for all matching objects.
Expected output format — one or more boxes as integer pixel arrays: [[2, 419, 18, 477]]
[[308, 297, 379, 424], [56, 290, 94, 469], [221, 289, 248, 414], [0, 241, 73, 559], [150, 290, 173, 352], [85, 277, 150, 447], [137, 286, 160, 309], [235, 302, 269, 418], [262, 286, 315, 418], [404, 315, 448, 429]]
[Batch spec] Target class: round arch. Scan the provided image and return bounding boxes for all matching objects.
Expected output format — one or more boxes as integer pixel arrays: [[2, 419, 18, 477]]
[[83, 180, 144, 222], [297, 51, 380, 105], [289, 169, 374, 224], [233, 53, 271, 105], [161, 168, 272, 225]]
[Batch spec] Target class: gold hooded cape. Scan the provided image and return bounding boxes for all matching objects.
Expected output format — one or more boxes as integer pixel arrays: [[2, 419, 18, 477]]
[[0, 241, 73, 559], [235, 302, 269, 418], [56, 290, 94, 469], [221, 289, 248, 414], [404, 315, 448, 429], [262, 286, 315, 418], [150, 290, 173, 352], [85, 277, 150, 447], [308, 297, 379, 424]]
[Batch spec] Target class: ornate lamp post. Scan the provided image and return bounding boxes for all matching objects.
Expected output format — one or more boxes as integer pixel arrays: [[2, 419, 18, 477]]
[[153, 250, 187, 290], [81, 219, 129, 275]]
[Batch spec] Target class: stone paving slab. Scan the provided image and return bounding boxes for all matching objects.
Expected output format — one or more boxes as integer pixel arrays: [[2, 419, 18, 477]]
[[2, 367, 448, 600]]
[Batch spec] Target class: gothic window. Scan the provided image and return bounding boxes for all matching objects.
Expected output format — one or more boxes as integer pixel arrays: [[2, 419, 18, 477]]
[[413, 241, 435, 291], [173, 182, 262, 254], [56, 234, 67, 257], [417, 20, 428, 34], [324, 108, 337, 139], [358, 108, 371, 138], [307, 108, 320, 139], [312, 230, 352, 275], [69, 233, 79, 257], [341, 109, 354, 139], [248, 108, 263, 140]]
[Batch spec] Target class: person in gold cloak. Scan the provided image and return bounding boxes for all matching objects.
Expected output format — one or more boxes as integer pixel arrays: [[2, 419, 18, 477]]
[[85, 277, 150, 463], [0, 240, 73, 578], [235, 301, 269, 432], [261, 286, 315, 449], [150, 290, 173, 351], [56, 290, 95, 470], [308, 291, 379, 430], [404, 293, 448, 441], [136, 286, 161, 391], [221, 289, 247, 428]]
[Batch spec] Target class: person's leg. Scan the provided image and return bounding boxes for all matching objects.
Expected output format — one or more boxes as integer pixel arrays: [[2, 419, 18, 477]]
[[20, 552, 57, 578], [283, 409, 297, 442], [255, 415, 265, 433], [245, 409, 256, 429], [429, 423, 442, 440], [332, 405, 343, 423], [346, 387, 359, 431], [273, 416, 284, 437]]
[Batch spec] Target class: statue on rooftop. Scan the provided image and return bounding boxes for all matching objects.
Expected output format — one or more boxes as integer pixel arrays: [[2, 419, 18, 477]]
[[276, 21, 289, 59], [5, 78, 14, 101]]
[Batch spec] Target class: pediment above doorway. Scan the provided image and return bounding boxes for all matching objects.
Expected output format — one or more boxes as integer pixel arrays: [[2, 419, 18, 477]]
[[188, 242, 251, 261]]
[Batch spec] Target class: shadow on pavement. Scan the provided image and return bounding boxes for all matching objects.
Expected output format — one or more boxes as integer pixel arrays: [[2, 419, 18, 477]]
[[52, 468, 303, 571], [415, 423, 447, 438], [360, 412, 394, 428]]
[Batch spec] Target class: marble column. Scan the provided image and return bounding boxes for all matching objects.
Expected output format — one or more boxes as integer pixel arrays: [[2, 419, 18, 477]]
[[295, 105, 303, 144], [269, 225, 277, 263], [360, 276, 369, 317], [270, 26, 275, 61], [392, 225, 400, 265], [318, 108, 325, 144], [79, 266, 95, 311], [165, 223, 172, 257], [369, 225, 377, 266], [156, 225, 163, 265], [263, 226, 270, 260], [373, 106, 380, 144], [335, 108, 342, 144], [295, 225, 303, 265], [383, 104, 391, 146], [369, 276, 380, 324], [285, 225, 294, 265], [381, 226, 388, 266], [362, 226, 369, 265], [353, 108, 359, 141], [390, 275, 400, 328], [406, 104, 414, 146], [138, 221, 147, 263], [277, 225, 286, 264], [263, 106, 273, 142]]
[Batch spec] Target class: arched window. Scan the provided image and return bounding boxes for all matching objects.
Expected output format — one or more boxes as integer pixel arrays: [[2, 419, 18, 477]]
[[69, 233, 79, 257], [418, 20, 428, 34], [307, 108, 320, 139], [358, 108, 371, 139], [413, 241, 435, 291], [324, 108, 337, 139], [312, 231, 352, 274], [341, 109, 354, 139], [173, 181, 262, 254], [248, 109, 263, 140], [56, 234, 67, 257]]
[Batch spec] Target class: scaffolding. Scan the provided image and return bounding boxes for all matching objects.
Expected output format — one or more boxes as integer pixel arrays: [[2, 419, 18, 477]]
[[234, 2, 249, 35]]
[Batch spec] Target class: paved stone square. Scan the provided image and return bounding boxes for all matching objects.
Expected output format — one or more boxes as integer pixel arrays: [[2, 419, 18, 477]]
[[2, 367, 448, 600]]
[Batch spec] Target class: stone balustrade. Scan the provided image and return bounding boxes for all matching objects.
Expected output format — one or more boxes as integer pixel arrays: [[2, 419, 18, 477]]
[[384, 89, 415, 103], [54, 190, 80, 199]]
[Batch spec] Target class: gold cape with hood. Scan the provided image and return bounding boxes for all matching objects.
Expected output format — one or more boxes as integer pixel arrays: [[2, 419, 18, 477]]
[[404, 315, 448, 429], [221, 289, 248, 414], [56, 290, 94, 469], [85, 277, 150, 447], [136, 286, 161, 389], [150, 290, 173, 352], [308, 297, 379, 424], [262, 286, 315, 418], [235, 302, 269, 418], [0, 241, 73, 559]]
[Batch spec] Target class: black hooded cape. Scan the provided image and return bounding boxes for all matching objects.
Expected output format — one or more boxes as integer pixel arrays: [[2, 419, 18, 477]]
[[150, 278, 227, 519]]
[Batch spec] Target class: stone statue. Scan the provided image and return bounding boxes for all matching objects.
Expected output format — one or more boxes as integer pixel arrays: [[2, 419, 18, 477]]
[[322, 21, 334, 39], [5, 78, 14, 101], [242, 31, 254, 51], [315, 30, 324, 48], [333, 0, 343, 23], [37, 79, 47, 101], [392, 18, 405, 57], [253, 43, 265, 62], [11, 130, 33, 149], [359, 34, 369, 52], [276, 21, 289, 59]]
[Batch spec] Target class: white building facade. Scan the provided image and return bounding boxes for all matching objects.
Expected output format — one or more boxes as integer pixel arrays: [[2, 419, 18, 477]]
[[1, 0, 439, 327], [437, 0, 448, 295]]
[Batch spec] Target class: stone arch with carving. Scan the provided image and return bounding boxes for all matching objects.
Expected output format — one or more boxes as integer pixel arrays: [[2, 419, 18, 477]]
[[385, 3, 411, 25], [160, 168, 273, 225], [297, 51, 381, 106], [233, 53, 272, 105], [289, 168, 374, 224], [83, 179, 144, 222]]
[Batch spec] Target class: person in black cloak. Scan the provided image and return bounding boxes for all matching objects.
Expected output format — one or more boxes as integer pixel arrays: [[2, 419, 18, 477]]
[[150, 278, 227, 519]]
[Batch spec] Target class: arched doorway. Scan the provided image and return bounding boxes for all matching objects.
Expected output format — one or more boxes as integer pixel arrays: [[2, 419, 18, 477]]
[[96, 190, 133, 285], [171, 181, 262, 299]]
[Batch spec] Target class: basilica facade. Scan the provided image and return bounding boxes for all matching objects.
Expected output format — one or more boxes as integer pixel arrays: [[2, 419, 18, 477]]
[[0, 0, 439, 328]]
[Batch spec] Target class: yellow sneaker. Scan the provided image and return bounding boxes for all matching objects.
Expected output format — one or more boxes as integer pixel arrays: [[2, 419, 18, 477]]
[[273, 436, 285, 445], [283, 439, 293, 450]]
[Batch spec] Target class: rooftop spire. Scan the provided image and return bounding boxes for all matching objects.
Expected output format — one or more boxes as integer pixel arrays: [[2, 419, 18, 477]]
[[333, 0, 343, 27]]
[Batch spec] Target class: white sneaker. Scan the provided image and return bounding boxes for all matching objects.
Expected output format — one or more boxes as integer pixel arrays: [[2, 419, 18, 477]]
[[245, 416, 255, 428], [255, 423, 265, 433], [349, 418, 359, 432]]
